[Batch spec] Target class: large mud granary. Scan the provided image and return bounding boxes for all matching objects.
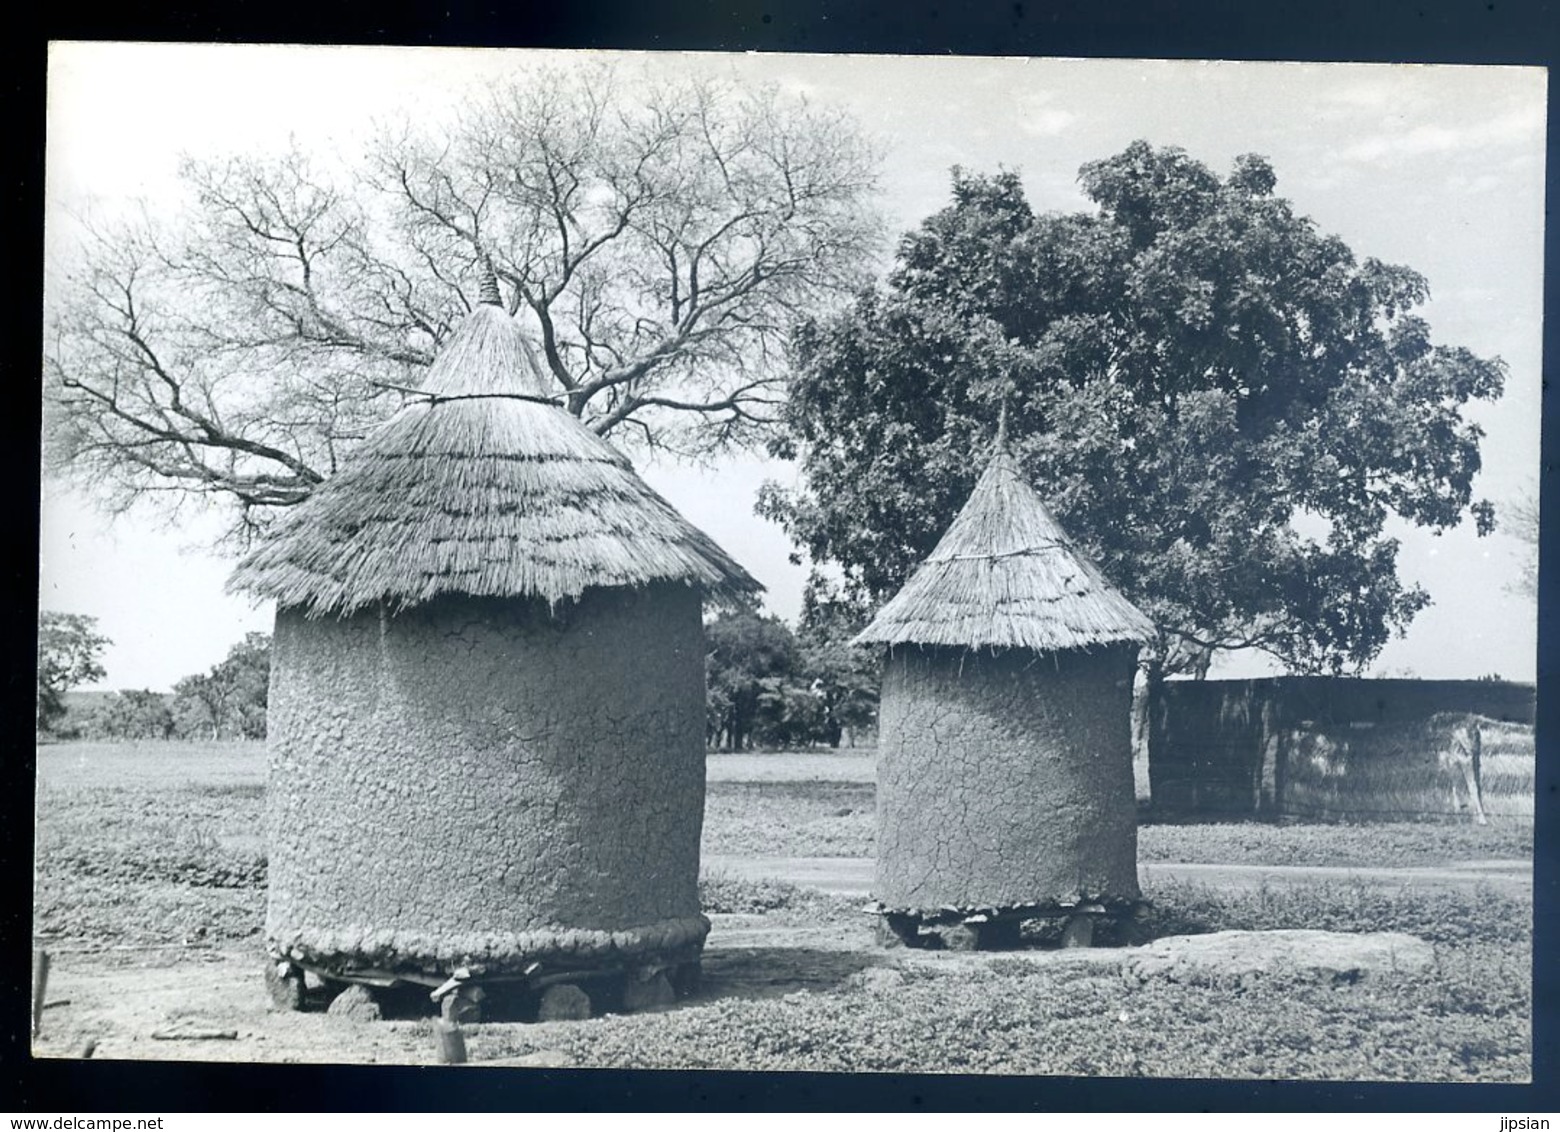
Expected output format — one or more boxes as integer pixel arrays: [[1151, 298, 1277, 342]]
[[228, 280, 759, 1006], [854, 437, 1155, 943]]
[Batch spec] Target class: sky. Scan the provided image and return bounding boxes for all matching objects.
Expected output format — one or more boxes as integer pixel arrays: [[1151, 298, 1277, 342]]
[[39, 44, 1546, 690]]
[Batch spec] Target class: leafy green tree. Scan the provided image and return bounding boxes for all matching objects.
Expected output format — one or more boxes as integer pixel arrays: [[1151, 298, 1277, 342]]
[[36, 611, 110, 732], [704, 596, 880, 751], [751, 675, 826, 750], [702, 595, 879, 750], [704, 610, 802, 751], [215, 632, 272, 739], [762, 146, 1504, 706], [171, 673, 225, 740], [171, 632, 271, 739], [795, 639, 879, 748], [792, 581, 879, 747]]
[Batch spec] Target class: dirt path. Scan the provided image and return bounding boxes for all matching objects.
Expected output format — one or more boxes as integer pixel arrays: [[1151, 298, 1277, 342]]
[[704, 752, 876, 783], [701, 855, 1534, 897]]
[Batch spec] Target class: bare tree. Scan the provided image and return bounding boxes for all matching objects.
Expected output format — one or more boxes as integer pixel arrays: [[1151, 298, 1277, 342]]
[[1503, 480, 1540, 599], [43, 65, 883, 542], [44, 155, 418, 542]]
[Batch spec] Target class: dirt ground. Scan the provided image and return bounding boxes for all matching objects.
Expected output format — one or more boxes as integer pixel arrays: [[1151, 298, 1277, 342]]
[[31, 903, 1531, 1080], [30, 740, 1535, 1080], [31, 914, 884, 1067]]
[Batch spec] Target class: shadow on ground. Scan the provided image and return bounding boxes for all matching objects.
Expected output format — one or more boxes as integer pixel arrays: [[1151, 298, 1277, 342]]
[[697, 945, 881, 1002]]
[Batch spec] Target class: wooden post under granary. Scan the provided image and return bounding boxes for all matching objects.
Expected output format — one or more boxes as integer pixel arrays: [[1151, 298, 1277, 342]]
[[31, 951, 50, 1040]]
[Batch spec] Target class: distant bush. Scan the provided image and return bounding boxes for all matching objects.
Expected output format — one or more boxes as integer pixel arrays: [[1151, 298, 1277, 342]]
[[171, 632, 270, 741], [67, 633, 273, 743], [78, 689, 176, 741]]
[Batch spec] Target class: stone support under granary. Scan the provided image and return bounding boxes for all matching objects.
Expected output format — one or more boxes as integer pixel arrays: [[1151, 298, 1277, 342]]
[[875, 643, 1142, 912]]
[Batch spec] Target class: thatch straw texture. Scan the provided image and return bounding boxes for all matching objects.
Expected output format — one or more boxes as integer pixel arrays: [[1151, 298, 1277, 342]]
[[228, 304, 760, 615], [854, 448, 1155, 652]]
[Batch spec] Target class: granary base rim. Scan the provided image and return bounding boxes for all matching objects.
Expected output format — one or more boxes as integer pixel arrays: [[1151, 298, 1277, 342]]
[[269, 912, 711, 975], [868, 891, 1144, 923]]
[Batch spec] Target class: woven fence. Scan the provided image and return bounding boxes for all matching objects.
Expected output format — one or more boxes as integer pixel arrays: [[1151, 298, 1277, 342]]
[[1148, 678, 1536, 822]]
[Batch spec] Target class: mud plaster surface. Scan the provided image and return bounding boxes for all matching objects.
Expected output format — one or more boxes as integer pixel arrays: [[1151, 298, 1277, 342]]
[[266, 586, 708, 971], [875, 644, 1141, 911]]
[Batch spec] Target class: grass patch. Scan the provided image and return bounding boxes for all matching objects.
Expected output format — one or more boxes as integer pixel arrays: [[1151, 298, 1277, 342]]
[[37, 742, 1533, 868], [34, 777, 269, 947], [1140, 878, 1531, 945], [33, 870, 265, 948], [490, 878, 1532, 1081], [35, 740, 267, 791], [30, 739, 1533, 1081], [698, 872, 858, 922], [35, 784, 267, 886], [1138, 820, 1533, 868], [479, 929, 1530, 1080], [702, 781, 875, 857], [700, 779, 1531, 866]]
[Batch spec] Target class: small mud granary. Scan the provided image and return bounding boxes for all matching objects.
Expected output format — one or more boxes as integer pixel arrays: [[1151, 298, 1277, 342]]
[[853, 433, 1156, 950], [228, 277, 759, 1020]]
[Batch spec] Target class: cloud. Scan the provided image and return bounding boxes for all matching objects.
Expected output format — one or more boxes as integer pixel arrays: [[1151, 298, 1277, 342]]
[[1336, 103, 1545, 163], [1318, 80, 1401, 109], [1017, 107, 1078, 137], [1008, 88, 1078, 138], [1446, 171, 1508, 195]]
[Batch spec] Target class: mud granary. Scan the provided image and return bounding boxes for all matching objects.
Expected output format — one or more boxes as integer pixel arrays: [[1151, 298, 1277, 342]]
[[228, 272, 760, 998], [854, 436, 1156, 921]]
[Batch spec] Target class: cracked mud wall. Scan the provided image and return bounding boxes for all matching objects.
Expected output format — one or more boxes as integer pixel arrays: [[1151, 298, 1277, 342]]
[[265, 584, 708, 971], [875, 644, 1141, 911]]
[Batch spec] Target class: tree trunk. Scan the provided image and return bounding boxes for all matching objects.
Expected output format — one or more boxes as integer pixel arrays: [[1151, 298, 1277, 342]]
[[1143, 655, 1170, 819]]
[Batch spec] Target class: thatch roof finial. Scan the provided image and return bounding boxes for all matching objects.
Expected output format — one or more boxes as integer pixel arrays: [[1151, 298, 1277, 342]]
[[478, 253, 503, 308], [994, 396, 1009, 453]]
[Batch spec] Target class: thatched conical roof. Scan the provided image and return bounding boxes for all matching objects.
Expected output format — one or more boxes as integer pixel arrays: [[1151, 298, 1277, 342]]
[[228, 301, 761, 616], [853, 445, 1154, 652]]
